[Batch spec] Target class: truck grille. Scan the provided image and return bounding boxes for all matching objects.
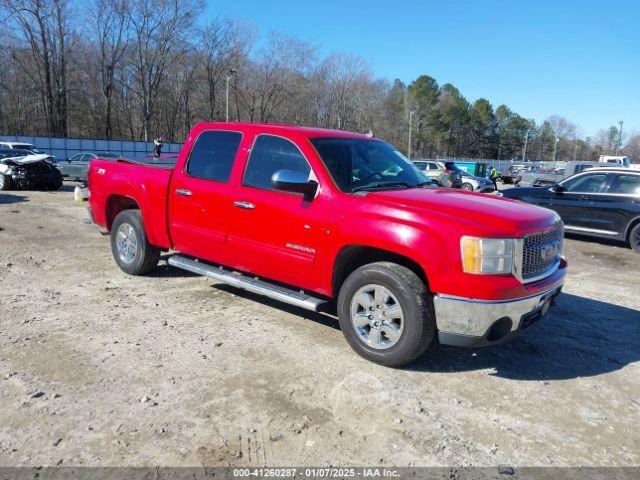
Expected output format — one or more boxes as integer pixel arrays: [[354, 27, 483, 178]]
[[522, 224, 563, 280]]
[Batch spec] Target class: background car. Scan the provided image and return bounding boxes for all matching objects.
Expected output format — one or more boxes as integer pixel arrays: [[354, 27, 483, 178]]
[[500, 167, 640, 252], [57, 152, 122, 182], [0, 141, 47, 155], [0, 149, 62, 191], [501, 165, 523, 184], [459, 170, 495, 192], [413, 160, 462, 188]]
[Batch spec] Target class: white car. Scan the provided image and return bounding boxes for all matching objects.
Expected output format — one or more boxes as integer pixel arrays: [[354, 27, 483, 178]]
[[459, 170, 495, 192], [0, 141, 46, 154]]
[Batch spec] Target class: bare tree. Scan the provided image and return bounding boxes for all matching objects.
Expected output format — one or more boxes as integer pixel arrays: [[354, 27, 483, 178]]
[[197, 18, 253, 120], [127, 0, 202, 140], [1, 0, 74, 136], [237, 33, 314, 123], [87, 0, 129, 139]]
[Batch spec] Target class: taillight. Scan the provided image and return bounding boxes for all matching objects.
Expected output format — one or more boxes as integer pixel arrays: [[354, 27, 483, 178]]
[[443, 169, 450, 174]]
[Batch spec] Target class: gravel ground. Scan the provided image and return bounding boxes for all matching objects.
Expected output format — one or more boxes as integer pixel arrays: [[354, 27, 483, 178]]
[[0, 186, 639, 468]]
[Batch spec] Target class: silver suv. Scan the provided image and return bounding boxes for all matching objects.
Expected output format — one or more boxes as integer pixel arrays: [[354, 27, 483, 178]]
[[413, 160, 463, 188]]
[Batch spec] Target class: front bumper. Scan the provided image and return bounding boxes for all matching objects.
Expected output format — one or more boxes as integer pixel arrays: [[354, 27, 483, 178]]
[[434, 282, 563, 348], [11, 172, 62, 188]]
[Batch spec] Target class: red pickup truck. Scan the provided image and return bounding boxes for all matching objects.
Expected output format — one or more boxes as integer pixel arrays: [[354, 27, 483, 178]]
[[88, 123, 567, 366]]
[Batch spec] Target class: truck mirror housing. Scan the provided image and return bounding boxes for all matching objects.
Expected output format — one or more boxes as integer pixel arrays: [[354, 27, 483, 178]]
[[271, 169, 318, 198]]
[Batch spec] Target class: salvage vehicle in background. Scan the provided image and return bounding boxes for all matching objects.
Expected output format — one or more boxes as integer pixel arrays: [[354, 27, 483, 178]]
[[599, 155, 630, 168], [0, 141, 47, 155], [523, 161, 605, 187], [57, 152, 123, 183], [459, 170, 495, 192], [0, 149, 62, 191], [88, 122, 567, 366], [0, 141, 45, 153], [413, 160, 463, 188], [501, 168, 640, 252], [501, 165, 524, 184]]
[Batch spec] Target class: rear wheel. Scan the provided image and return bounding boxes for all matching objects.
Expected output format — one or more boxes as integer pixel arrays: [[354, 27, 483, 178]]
[[0, 173, 12, 191], [110, 209, 160, 275], [629, 223, 640, 253], [461, 182, 473, 191], [337, 262, 435, 367]]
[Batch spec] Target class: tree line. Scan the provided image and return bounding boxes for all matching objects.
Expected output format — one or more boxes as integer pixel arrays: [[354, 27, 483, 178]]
[[1, 0, 637, 163]]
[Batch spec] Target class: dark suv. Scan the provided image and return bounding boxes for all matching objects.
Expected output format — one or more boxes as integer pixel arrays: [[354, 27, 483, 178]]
[[501, 167, 640, 252]]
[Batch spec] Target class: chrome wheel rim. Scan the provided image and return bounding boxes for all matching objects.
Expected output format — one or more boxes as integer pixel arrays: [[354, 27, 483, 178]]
[[115, 223, 138, 264], [350, 284, 404, 350], [462, 183, 473, 191], [633, 228, 640, 249]]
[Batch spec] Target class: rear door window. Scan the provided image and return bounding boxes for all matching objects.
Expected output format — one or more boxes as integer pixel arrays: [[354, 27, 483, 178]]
[[243, 135, 310, 191], [186, 130, 242, 182], [608, 174, 640, 195]]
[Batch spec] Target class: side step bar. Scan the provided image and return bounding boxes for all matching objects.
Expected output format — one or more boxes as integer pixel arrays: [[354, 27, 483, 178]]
[[167, 254, 327, 312]]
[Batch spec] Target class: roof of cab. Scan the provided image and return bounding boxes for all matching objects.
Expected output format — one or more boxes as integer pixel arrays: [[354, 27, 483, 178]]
[[584, 167, 639, 174], [192, 122, 374, 140]]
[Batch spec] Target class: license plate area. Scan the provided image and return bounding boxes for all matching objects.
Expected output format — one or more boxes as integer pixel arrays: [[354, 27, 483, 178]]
[[519, 293, 555, 330]]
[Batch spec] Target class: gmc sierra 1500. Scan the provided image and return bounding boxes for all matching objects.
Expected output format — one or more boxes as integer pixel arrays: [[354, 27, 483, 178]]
[[88, 123, 567, 366]]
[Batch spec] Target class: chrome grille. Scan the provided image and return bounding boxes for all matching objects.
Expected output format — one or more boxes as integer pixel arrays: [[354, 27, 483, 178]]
[[522, 224, 563, 279]]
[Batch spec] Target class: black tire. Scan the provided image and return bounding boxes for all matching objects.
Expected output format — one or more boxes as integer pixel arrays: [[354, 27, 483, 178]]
[[461, 182, 473, 191], [337, 262, 435, 367], [629, 223, 640, 253], [0, 173, 12, 191], [110, 209, 160, 275]]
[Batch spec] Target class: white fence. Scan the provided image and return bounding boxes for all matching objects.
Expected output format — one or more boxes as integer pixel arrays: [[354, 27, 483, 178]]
[[0, 134, 183, 160]]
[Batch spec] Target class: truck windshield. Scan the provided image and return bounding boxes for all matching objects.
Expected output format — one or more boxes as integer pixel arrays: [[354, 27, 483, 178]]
[[310, 137, 425, 193]]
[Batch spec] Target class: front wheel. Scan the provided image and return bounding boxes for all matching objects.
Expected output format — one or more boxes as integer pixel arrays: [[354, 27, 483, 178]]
[[337, 262, 435, 367], [629, 223, 640, 253], [461, 182, 473, 191], [110, 209, 160, 275]]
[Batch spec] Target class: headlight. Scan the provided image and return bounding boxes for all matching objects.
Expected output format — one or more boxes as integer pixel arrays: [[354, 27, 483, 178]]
[[460, 237, 514, 274]]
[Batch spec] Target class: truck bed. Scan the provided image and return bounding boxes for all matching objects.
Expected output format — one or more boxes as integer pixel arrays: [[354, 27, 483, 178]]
[[88, 157, 174, 248], [116, 156, 178, 169]]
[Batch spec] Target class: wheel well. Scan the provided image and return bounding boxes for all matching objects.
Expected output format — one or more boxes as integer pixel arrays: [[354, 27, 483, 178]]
[[332, 246, 429, 297], [105, 195, 140, 231], [626, 217, 640, 242]]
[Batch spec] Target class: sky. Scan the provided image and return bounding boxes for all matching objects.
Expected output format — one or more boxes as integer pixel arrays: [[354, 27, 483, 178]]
[[206, 0, 639, 137]]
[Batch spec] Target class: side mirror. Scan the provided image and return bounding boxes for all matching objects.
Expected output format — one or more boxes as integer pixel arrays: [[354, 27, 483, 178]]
[[551, 184, 566, 193], [271, 169, 318, 198]]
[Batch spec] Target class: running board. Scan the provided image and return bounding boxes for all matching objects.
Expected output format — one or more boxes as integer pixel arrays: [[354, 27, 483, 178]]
[[167, 254, 327, 312]]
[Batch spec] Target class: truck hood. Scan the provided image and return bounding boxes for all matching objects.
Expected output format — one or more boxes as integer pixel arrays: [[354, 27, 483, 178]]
[[367, 187, 559, 234]]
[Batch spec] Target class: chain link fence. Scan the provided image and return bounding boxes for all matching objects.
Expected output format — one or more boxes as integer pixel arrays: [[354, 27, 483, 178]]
[[0, 134, 183, 160]]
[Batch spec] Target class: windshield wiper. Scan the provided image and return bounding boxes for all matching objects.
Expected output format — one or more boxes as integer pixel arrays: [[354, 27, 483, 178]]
[[352, 181, 416, 193]]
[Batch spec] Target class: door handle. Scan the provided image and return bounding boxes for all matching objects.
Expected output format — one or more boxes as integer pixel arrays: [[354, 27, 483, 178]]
[[233, 201, 255, 209], [175, 189, 192, 196]]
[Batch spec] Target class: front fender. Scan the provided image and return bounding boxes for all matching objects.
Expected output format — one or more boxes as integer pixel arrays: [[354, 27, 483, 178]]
[[326, 204, 454, 294]]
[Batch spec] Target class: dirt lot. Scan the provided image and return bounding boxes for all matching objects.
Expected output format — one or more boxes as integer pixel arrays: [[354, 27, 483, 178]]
[[0, 186, 639, 468]]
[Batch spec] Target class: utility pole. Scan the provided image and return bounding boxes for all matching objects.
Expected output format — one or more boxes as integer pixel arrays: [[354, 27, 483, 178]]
[[225, 68, 237, 122], [573, 143, 578, 161], [408, 110, 415, 159], [617, 120, 624, 154], [522, 131, 529, 162], [552, 136, 559, 162]]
